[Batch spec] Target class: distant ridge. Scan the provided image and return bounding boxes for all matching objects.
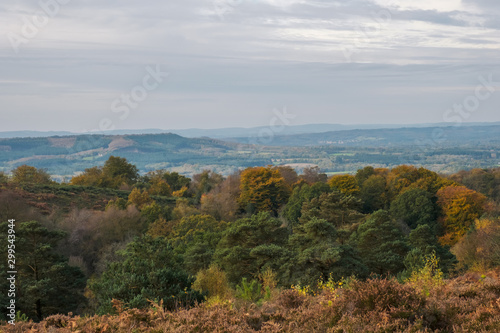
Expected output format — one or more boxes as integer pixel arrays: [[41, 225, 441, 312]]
[[2, 122, 500, 139]]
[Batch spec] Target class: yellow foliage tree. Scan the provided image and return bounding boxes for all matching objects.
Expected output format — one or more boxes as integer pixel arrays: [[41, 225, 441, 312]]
[[127, 188, 154, 209], [437, 185, 487, 246], [148, 179, 172, 196], [239, 166, 290, 215], [328, 174, 360, 196], [12, 165, 52, 184]]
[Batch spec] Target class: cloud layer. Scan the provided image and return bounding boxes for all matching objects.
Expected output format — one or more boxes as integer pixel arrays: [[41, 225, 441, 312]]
[[1, 0, 499, 131]]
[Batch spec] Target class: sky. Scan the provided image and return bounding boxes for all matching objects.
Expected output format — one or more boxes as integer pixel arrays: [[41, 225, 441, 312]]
[[1, 0, 499, 132]]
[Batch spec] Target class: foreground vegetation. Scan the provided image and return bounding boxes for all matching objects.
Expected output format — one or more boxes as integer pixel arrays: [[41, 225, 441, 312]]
[[1, 158, 499, 331], [2, 269, 499, 332]]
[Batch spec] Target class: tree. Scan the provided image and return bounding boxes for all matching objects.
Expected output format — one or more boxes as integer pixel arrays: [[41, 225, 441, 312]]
[[450, 168, 500, 203], [168, 214, 228, 256], [436, 185, 487, 246], [127, 188, 153, 209], [88, 235, 203, 313], [282, 182, 331, 225], [190, 170, 224, 202], [103, 156, 138, 184], [0, 172, 8, 184], [163, 171, 191, 191], [0, 221, 85, 321], [201, 173, 241, 221], [275, 166, 298, 187], [359, 174, 387, 213], [299, 166, 327, 184], [71, 166, 109, 187], [300, 191, 364, 229], [214, 212, 291, 285], [452, 218, 500, 271], [390, 188, 437, 229], [11, 165, 52, 184], [350, 210, 409, 275], [140, 202, 171, 224], [148, 179, 172, 196], [386, 165, 453, 200], [328, 174, 360, 196], [355, 166, 376, 185], [289, 217, 367, 284], [403, 224, 456, 276], [70, 156, 138, 189], [59, 206, 146, 276], [239, 166, 291, 215]]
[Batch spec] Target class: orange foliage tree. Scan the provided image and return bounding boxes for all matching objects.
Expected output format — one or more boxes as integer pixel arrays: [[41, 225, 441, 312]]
[[386, 165, 453, 199], [239, 166, 290, 215], [436, 185, 487, 246]]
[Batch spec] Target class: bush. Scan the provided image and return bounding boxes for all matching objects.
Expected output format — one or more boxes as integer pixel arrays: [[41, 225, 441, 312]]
[[192, 265, 232, 300], [236, 278, 262, 303]]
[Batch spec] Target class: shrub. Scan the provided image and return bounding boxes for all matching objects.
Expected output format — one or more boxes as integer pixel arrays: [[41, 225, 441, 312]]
[[192, 264, 232, 301], [236, 278, 262, 302]]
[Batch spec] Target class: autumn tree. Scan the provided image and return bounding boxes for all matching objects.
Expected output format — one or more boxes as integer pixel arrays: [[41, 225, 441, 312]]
[[299, 166, 328, 184], [11, 165, 52, 184], [127, 188, 153, 209], [275, 166, 298, 187], [436, 185, 487, 246], [190, 170, 224, 201], [71, 166, 108, 187], [201, 173, 241, 221], [328, 174, 360, 196], [386, 165, 453, 200], [58, 206, 146, 275], [71, 156, 138, 189], [452, 218, 500, 271], [450, 168, 500, 202], [149, 179, 172, 196], [140, 202, 171, 224], [141, 170, 191, 196], [239, 166, 291, 215]]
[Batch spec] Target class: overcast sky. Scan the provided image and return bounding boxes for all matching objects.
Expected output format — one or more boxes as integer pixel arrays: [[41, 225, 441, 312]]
[[1, 0, 499, 132]]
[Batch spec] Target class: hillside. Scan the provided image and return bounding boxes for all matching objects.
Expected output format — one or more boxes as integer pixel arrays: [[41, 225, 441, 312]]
[[0, 133, 251, 179], [226, 124, 500, 147], [1, 126, 500, 178]]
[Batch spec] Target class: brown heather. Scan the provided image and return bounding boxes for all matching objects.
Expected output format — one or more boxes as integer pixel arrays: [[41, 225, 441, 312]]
[[2, 269, 499, 333]]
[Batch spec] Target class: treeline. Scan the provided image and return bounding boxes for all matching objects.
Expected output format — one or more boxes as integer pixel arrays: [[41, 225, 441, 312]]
[[0, 158, 499, 323]]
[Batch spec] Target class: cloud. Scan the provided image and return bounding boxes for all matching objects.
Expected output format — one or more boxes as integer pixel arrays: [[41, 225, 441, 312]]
[[0, 0, 499, 132]]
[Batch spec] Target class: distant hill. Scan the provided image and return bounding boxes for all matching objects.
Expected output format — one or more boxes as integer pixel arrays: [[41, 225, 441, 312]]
[[2, 122, 500, 139], [1, 125, 500, 178], [0, 133, 254, 179], [225, 125, 500, 147]]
